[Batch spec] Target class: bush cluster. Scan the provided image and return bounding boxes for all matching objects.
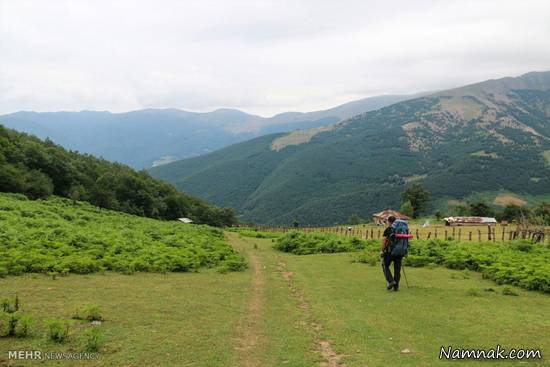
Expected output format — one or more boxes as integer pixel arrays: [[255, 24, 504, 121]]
[[0, 295, 106, 352], [0, 193, 246, 275], [72, 304, 103, 322], [84, 327, 104, 352], [46, 319, 71, 343], [227, 228, 282, 239], [273, 231, 375, 255], [0, 295, 34, 338]]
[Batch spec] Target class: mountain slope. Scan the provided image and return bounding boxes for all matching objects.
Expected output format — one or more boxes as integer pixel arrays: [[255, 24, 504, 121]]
[[150, 71, 550, 225], [0, 125, 235, 226], [0, 95, 414, 169]]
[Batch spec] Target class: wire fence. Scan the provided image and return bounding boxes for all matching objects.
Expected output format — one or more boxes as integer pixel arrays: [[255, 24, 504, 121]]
[[250, 224, 550, 244]]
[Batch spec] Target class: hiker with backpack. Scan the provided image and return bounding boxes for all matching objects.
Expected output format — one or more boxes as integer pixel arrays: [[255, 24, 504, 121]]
[[380, 215, 412, 291]]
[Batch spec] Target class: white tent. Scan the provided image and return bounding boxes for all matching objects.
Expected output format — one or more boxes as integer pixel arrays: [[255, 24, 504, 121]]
[[177, 217, 193, 224]]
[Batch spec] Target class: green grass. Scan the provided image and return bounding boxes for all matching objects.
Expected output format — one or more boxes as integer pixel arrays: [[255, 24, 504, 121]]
[[0, 193, 245, 276], [227, 233, 317, 366], [0, 233, 548, 366], [281, 251, 550, 366], [0, 271, 251, 366], [0, 234, 318, 367], [274, 232, 550, 293]]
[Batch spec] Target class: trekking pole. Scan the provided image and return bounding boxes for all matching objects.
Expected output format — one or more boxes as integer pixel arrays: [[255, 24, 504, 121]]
[[402, 263, 409, 288]]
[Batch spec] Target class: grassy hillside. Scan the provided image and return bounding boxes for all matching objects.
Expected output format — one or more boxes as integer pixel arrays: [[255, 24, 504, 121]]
[[151, 71, 550, 225], [0, 125, 235, 226], [0, 193, 245, 276]]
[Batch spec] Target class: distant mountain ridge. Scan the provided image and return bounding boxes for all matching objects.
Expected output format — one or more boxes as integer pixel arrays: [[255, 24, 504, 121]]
[[0, 94, 416, 169], [150, 71, 550, 225]]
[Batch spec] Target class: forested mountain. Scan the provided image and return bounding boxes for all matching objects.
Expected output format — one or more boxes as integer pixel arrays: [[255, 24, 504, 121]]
[[0, 125, 235, 226], [150, 71, 550, 225], [0, 95, 415, 169]]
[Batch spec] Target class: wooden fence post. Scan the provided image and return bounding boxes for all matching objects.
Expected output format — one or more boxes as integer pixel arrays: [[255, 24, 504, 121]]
[[469, 231, 472, 241], [488, 225, 492, 241], [478, 230, 481, 241], [458, 228, 462, 241]]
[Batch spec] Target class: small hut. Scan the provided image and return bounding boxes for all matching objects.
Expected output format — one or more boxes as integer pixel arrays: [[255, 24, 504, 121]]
[[443, 216, 497, 226], [177, 217, 194, 224], [372, 209, 410, 225]]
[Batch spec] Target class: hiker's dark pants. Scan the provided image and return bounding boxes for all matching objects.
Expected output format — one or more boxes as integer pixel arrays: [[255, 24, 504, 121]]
[[383, 253, 403, 285]]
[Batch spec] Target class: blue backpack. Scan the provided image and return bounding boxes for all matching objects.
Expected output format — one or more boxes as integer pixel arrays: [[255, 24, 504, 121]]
[[389, 219, 411, 256]]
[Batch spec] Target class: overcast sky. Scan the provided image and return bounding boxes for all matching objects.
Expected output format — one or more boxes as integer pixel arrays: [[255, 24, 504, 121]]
[[1, 0, 549, 116]]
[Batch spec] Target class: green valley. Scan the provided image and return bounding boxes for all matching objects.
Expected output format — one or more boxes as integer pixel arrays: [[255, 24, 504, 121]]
[[151, 71, 550, 225], [3, 3, 549, 366]]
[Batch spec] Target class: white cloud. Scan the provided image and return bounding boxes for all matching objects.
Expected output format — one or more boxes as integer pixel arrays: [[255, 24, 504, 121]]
[[1, 0, 549, 116]]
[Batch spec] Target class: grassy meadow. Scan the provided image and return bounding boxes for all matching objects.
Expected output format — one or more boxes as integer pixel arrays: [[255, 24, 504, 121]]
[[1, 226, 549, 366]]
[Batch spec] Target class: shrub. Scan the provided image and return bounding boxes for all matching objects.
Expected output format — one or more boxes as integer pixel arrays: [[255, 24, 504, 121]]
[[71, 306, 84, 320], [274, 231, 374, 255], [0, 311, 33, 338], [237, 229, 281, 239], [83, 327, 104, 352], [466, 288, 481, 297], [217, 255, 248, 273], [46, 319, 70, 343], [1, 295, 18, 313], [354, 251, 379, 266], [501, 286, 519, 296], [0, 312, 11, 337], [0, 193, 246, 275], [83, 305, 103, 322], [13, 314, 35, 337]]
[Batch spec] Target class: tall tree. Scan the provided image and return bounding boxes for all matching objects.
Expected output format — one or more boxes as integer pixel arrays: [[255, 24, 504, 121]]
[[401, 184, 430, 218], [348, 213, 363, 225], [468, 201, 495, 217], [399, 200, 414, 218]]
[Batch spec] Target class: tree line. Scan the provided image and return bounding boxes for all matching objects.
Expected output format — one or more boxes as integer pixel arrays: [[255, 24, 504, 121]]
[[0, 125, 236, 226], [399, 183, 550, 225]]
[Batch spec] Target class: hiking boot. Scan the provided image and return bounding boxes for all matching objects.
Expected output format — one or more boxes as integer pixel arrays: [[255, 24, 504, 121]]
[[393, 283, 399, 291], [387, 281, 395, 290]]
